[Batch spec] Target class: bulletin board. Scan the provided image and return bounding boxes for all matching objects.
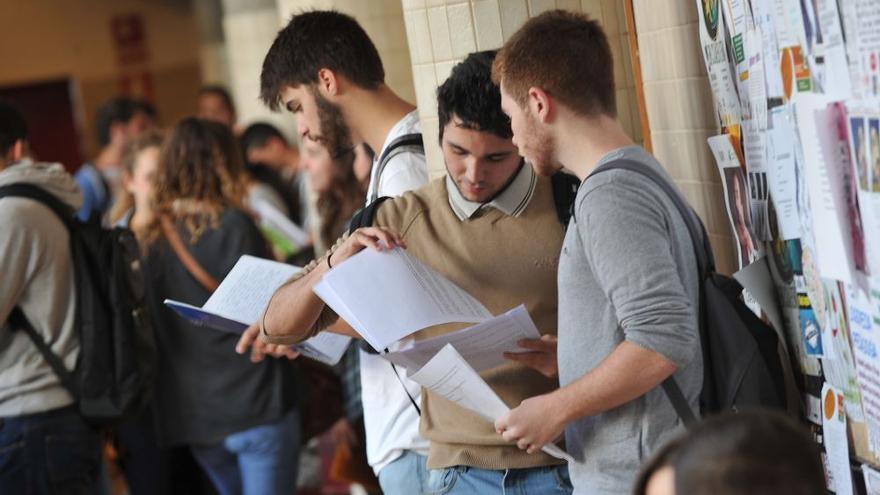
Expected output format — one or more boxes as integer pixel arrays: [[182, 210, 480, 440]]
[[693, 0, 880, 493]]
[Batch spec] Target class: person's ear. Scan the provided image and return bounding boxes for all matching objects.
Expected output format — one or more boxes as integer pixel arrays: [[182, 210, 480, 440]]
[[9, 139, 24, 162], [317, 68, 340, 98], [528, 87, 553, 124]]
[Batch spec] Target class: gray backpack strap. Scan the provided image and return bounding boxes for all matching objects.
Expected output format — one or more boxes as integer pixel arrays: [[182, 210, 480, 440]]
[[370, 133, 424, 203]]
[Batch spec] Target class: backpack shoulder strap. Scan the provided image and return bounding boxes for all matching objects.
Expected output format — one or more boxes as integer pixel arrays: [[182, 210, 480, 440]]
[[370, 133, 424, 203], [550, 171, 581, 227], [7, 308, 78, 398], [0, 183, 74, 230], [348, 196, 394, 233], [159, 215, 220, 292], [588, 159, 714, 277]]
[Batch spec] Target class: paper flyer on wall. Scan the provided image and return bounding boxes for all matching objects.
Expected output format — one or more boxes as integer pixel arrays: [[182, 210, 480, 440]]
[[847, 106, 880, 281], [820, 280, 865, 423], [864, 464, 880, 495], [838, 0, 880, 98], [751, 0, 784, 100], [408, 344, 574, 463], [793, 94, 856, 284], [709, 134, 762, 268], [821, 382, 854, 495], [845, 285, 880, 454], [696, 0, 742, 127], [766, 105, 802, 240], [163, 255, 351, 365], [743, 121, 772, 240]]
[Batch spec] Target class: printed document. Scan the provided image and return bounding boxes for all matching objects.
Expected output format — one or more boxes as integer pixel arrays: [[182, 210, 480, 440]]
[[164, 255, 350, 365], [313, 248, 493, 351], [409, 344, 573, 463]]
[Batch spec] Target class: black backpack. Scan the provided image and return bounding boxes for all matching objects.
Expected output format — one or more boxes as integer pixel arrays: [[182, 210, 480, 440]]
[[589, 160, 787, 424], [0, 183, 155, 426]]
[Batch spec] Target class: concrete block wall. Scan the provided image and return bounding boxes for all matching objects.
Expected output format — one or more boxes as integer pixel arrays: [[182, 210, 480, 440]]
[[401, 0, 642, 178], [632, 0, 736, 274]]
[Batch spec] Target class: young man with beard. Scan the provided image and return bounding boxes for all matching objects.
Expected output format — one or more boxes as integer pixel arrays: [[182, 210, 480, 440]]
[[241, 51, 574, 494], [257, 11, 429, 494], [491, 10, 703, 494]]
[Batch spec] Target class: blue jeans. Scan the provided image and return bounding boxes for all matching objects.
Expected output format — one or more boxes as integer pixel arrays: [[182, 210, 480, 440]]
[[378, 450, 430, 495], [426, 464, 572, 495], [0, 405, 102, 495], [191, 408, 301, 495]]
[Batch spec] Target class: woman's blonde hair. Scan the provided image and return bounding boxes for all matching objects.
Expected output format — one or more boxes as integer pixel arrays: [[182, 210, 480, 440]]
[[142, 117, 248, 246], [109, 130, 165, 226]]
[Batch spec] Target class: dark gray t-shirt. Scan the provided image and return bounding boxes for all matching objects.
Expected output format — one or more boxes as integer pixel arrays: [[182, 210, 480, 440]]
[[558, 146, 703, 494]]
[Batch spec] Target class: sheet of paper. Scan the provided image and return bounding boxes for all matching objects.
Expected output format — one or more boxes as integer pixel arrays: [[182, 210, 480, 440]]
[[767, 106, 802, 239], [820, 281, 865, 422], [315, 248, 492, 351], [204, 255, 299, 322], [821, 382, 854, 495], [751, 0, 784, 99], [864, 464, 880, 495], [848, 107, 880, 281], [721, 0, 752, 118], [386, 305, 541, 372], [733, 257, 784, 335], [746, 27, 768, 129], [709, 134, 762, 268], [744, 122, 772, 240], [250, 199, 311, 253], [846, 285, 880, 454], [409, 344, 573, 463], [812, 0, 852, 99], [695, 0, 742, 127], [794, 94, 856, 283], [166, 255, 351, 365]]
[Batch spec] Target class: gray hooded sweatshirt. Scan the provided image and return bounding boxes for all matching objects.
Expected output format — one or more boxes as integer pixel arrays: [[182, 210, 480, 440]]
[[0, 160, 83, 416]]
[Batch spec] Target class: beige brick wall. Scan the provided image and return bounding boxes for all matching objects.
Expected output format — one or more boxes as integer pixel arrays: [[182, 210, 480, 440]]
[[401, 0, 642, 178], [632, 0, 736, 274]]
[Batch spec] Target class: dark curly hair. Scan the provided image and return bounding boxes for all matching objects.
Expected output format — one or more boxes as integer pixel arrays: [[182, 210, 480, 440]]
[[260, 10, 385, 111], [436, 50, 511, 142]]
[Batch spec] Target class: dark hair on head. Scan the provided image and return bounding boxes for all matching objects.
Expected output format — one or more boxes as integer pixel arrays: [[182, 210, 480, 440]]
[[0, 101, 27, 156], [144, 117, 247, 246], [240, 122, 288, 154], [94, 97, 157, 147], [260, 10, 385, 111], [437, 50, 511, 141], [493, 9, 616, 117], [199, 84, 236, 114], [633, 410, 825, 495]]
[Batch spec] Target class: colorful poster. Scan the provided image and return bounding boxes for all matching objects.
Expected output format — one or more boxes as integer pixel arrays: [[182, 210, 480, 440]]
[[822, 382, 854, 495], [696, 0, 742, 127], [846, 284, 880, 454], [709, 134, 762, 267]]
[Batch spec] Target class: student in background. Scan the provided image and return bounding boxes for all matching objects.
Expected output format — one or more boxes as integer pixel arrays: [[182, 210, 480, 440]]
[[109, 131, 163, 234], [142, 117, 300, 495], [633, 411, 825, 495], [300, 137, 364, 254], [198, 85, 238, 132], [492, 11, 702, 494], [0, 102, 101, 494], [76, 97, 156, 221], [240, 122, 310, 228]]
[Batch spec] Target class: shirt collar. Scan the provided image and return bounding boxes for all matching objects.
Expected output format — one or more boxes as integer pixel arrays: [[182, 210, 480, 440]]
[[446, 162, 538, 221]]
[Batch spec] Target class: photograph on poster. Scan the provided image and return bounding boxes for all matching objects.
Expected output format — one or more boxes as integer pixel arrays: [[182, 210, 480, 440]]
[[724, 166, 760, 267], [800, 307, 824, 356], [851, 117, 870, 191], [870, 118, 880, 193]]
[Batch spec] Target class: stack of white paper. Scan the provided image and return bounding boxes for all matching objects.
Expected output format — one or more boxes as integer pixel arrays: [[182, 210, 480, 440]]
[[164, 255, 351, 365], [409, 344, 573, 463], [313, 247, 493, 351]]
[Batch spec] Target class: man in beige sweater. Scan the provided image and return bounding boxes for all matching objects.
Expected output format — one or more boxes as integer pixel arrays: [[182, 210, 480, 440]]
[[240, 52, 574, 494]]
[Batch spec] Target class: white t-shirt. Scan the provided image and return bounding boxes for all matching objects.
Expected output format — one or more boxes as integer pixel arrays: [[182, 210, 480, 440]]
[[360, 110, 431, 474]]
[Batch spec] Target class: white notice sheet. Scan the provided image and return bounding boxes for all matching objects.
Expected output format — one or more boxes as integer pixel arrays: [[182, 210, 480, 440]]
[[314, 248, 492, 351], [386, 305, 541, 372], [409, 344, 574, 463], [165, 255, 351, 365]]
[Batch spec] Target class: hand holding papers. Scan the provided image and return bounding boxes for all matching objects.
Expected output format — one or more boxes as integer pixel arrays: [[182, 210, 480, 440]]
[[313, 247, 493, 351], [409, 344, 573, 463], [165, 255, 350, 365]]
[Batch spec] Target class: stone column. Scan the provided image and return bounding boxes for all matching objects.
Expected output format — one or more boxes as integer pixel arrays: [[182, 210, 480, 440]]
[[401, 0, 642, 178], [632, 0, 736, 273], [220, 0, 292, 136], [193, 0, 230, 87]]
